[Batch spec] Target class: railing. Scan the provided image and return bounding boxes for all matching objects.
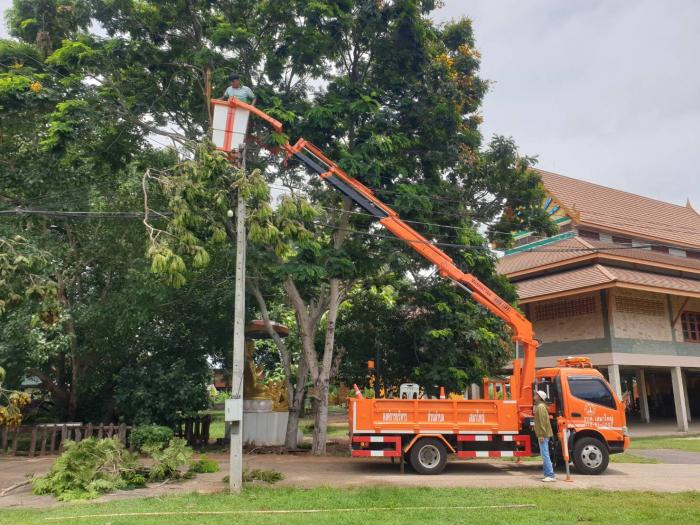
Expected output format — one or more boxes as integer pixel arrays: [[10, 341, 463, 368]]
[[173, 415, 211, 447], [482, 378, 512, 400], [0, 423, 133, 457]]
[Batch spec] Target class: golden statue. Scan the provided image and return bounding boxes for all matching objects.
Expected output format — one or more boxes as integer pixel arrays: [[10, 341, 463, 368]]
[[243, 340, 268, 400], [242, 320, 290, 411]]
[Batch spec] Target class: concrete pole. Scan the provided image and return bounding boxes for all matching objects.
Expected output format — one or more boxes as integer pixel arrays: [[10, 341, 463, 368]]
[[607, 364, 622, 400], [670, 366, 689, 432], [683, 370, 692, 423], [229, 149, 247, 492], [637, 369, 650, 423]]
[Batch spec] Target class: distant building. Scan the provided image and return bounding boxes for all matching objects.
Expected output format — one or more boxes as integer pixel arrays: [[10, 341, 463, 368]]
[[498, 170, 700, 430]]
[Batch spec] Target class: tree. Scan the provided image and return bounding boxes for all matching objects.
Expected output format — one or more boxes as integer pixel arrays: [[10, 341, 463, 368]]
[[1, 0, 553, 451], [0, 15, 223, 423]]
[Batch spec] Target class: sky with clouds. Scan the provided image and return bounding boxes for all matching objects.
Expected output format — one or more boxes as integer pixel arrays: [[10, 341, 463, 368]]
[[2, 0, 698, 208]]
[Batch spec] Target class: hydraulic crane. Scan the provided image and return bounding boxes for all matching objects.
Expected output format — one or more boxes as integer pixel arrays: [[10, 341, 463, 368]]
[[212, 97, 629, 475]]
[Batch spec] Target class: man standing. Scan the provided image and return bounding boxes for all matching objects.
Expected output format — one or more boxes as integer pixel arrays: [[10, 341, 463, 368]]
[[222, 72, 256, 106], [535, 390, 556, 482]]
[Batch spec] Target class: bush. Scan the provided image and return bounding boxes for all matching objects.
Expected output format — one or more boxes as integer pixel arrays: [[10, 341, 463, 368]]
[[130, 424, 174, 452], [209, 390, 230, 405], [189, 455, 220, 474], [143, 438, 192, 481], [32, 437, 140, 501]]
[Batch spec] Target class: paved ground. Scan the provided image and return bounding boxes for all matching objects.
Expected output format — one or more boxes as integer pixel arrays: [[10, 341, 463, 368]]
[[631, 448, 700, 464], [0, 456, 223, 509], [2, 451, 700, 509], [242, 454, 700, 492]]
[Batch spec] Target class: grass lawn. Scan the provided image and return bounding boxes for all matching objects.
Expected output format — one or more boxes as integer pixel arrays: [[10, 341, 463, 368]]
[[205, 410, 226, 440], [609, 452, 659, 464], [631, 434, 700, 452], [2, 486, 698, 525]]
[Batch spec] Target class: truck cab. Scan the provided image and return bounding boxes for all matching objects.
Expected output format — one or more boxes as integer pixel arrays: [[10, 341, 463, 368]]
[[535, 357, 629, 474]]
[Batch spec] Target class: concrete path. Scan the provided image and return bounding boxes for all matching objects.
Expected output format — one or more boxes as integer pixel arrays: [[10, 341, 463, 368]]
[[3, 452, 699, 509], [630, 448, 700, 464], [243, 454, 700, 493]]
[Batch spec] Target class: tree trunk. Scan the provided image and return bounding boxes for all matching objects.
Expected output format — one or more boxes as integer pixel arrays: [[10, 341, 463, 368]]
[[282, 199, 351, 455], [57, 270, 79, 420], [248, 279, 311, 451], [311, 378, 330, 455], [285, 351, 308, 449]]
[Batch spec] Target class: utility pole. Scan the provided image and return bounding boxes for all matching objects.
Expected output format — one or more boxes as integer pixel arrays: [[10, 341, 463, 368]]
[[229, 146, 247, 493]]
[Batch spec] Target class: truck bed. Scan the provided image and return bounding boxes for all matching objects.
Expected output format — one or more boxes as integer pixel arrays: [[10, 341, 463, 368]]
[[349, 397, 521, 436]]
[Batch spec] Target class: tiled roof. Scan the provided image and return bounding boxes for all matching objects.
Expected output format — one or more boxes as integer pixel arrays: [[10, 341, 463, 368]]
[[516, 264, 700, 302], [606, 266, 700, 295], [537, 169, 700, 249], [498, 237, 592, 275], [497, 236, 700, 277], [516, 265, 613, 301]]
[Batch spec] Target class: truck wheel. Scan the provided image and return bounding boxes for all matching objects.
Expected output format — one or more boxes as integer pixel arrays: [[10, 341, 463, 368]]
[[572, 437, 609, 475], [409, 438, 447, 475]]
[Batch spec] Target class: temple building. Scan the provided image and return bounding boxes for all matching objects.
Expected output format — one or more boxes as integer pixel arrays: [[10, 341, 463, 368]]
[[497, 170, 700, 430]]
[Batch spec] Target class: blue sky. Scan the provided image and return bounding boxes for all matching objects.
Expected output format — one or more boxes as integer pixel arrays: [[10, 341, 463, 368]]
[[2, 0, 699, 209]]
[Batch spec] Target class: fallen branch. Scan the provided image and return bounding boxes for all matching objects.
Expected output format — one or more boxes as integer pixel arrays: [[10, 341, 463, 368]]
[[0, 480, 31, 497]]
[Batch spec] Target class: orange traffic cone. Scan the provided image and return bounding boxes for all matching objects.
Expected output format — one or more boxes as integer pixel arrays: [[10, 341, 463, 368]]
[[353, 384, 364, 399], [439, 386, 446, 399]]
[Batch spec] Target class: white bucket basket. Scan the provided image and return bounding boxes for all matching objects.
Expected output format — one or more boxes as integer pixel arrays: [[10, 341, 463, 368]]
[[211, 99, 251, 152]]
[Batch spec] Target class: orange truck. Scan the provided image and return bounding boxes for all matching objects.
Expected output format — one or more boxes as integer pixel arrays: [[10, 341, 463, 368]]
[[212, 98, 629, 476]]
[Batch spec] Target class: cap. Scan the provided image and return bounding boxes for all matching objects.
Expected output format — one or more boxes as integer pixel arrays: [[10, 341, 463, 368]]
[[536, 390, 548, 401], [229, 72, 240, 81]]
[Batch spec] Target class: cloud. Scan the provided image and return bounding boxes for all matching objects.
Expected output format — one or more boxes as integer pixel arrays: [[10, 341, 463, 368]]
[[435, 0, 700, 208]]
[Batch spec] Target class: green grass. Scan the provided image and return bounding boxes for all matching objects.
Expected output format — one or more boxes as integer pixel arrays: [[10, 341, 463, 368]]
[[301, 422, 349, 439], [609, 452, 660, 464], [630, 434, 700, 452], [200, 410, 226, 440], [2, 486, 698, 525]]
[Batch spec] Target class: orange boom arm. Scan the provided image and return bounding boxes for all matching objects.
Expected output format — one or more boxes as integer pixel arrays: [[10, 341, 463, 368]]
[[213, 99, 538, 409]]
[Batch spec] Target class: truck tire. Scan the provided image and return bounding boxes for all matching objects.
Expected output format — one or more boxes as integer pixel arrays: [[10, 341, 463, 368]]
[[409, 438, 447, 475], [572, 437, 609, 475]]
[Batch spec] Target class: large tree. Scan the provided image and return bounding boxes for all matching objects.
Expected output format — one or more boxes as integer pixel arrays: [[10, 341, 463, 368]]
[[1, 0, 552, 451]]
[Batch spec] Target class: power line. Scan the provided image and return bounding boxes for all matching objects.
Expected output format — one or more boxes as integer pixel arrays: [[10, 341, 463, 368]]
[[0, 208, 169, 219]]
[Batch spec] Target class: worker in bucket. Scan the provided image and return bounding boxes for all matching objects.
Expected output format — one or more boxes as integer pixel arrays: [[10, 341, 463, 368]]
[[222, 72, 256, 106], [535, 390, 556, 482]]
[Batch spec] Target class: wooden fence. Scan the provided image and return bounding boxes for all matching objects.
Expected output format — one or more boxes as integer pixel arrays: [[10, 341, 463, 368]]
[[0, 423, 133, 457], [174, 415, 211, 448]]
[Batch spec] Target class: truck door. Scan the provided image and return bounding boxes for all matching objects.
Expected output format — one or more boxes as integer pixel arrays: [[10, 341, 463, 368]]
[[563, 374, 620, 432]]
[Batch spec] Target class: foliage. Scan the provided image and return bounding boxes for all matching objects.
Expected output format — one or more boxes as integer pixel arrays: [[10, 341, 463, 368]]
[[31, 435, 200, 501], [142, 438, 193, 481], [209, 390, 231, 405], [188, 455, 220, 474], [0, 366, 31, 426], [31, 437, 142, 501], [242, 469, 284, 484], [129, 424, 174, 453]]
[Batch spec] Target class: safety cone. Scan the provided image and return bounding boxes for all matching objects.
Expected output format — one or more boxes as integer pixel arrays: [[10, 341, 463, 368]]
[[353, 384, 364, 399], [439, 386, 446, 399]]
